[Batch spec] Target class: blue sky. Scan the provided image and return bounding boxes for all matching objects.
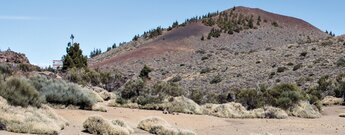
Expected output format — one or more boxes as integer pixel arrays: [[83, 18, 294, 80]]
[[0, 0, 344, 67]]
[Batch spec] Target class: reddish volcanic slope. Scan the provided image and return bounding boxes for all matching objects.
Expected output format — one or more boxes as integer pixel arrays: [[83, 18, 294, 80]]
[[90, 7, 326, 72], [91, 22, 210, 68]]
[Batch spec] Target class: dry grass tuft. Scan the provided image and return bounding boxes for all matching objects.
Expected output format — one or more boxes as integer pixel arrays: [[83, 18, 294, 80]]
[[202, 102, 288, 119], [290, 101, 321, 118], [91, 103, 108, 112], [137, 116, 195, 135], [83, 115, 133, 135], [321, 96, 343, 106], [0, 96, 68, 134], [165, 96, 203, 115]]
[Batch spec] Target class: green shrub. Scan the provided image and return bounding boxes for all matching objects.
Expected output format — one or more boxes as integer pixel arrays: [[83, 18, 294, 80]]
[[236, 89, 264, 110], [321, 40, 333, 46], [101, 70, 127, 91], [29, 75, 97, 108], [66, 68, 126, 91], [265, 84, 305, 109], [277, 67, 288, 73], [0, 77, 41, 107], [201, 56, 209, 61], [335, 74, 345, 98], [306, 88, 323, 110], [18, 63, 38, 72], [139, 65, 152, 79], [152, 81, 184, 97], [336, 57, 345, 67], [300, 51, 308, 57], [210, 75, 222, 84], [271, 21, 279, 27], [168, 75, 182, 83], [120, 79, 146, 99], [137, 95, 162, 106], [293, 63, 303, 71], [85, 68, 101, 86], [200, 67, 211, 74], [189, 89, 203, 104], [66, 67, 84, 85], [316, 75, 336, 96], [205, 93, 220, 104], [0, 63, 12, 75]]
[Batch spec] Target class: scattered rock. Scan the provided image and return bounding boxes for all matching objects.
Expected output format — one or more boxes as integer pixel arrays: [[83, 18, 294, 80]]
[[339, 113, 345, 117], [0, 50, 30, 64]]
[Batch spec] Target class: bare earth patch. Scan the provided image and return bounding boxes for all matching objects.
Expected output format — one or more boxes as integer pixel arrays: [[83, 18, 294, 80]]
[[1, 106, 344, 135]]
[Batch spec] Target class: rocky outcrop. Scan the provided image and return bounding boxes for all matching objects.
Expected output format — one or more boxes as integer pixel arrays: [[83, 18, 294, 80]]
[[0, 50, 30, 64]]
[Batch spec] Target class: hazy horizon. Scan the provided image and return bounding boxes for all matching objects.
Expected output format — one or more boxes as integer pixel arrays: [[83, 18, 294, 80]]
[[0, 0, 344, 67]]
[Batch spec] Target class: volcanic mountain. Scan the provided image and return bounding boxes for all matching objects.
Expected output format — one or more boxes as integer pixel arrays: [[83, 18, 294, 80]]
[[89, 6, 345, 93]]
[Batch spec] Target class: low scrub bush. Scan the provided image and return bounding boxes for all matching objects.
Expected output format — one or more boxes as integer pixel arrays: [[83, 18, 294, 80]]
[[0, 77, 41, 107], [232, 84, 308, 110], [138, 117, 195, 135], [18, 63, 39, 72], [0, 97, 68, 134], [265, 84, 306, 109], [83, 115, 132, 135], [189, 89, 204, 104], [29, 75, 97, 108], [152, 81, 184, 97], [277, 67, 288, 73], [120, 78, 146, 100], [336, 57, 345, 67], [271, 21, 279, 27], [210, 75, 222, 84], [293, 63, 303, 71], [236, 89, 265, 110], [65, 67, 126, 91]]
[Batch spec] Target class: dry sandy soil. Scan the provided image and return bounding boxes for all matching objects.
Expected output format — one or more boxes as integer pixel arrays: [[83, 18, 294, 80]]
[[1, 106, 344, 135]]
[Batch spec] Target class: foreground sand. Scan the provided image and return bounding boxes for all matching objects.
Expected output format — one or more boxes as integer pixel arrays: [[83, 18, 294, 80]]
[[1, 106, 344, 135]]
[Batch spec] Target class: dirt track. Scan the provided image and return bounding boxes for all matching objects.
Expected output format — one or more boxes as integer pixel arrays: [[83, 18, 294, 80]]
[[1, 106, 345, 135]]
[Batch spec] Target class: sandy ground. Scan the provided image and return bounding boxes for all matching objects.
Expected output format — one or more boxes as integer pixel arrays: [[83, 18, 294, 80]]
[[1, 106, 345, 135]]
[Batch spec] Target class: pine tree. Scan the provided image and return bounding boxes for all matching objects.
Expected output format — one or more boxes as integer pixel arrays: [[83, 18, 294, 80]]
[[172, 21, 179, 28], [107, 47, 112, 52], [112, 43, 117, 49], [201, 35, 205, 41], [62, 35, 87, 70], [62, 42, 87, 70]]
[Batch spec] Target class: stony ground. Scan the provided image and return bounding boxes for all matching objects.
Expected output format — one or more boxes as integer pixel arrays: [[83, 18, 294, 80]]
[[1, 106, 344, 135], [88, 7, 335, 94]]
